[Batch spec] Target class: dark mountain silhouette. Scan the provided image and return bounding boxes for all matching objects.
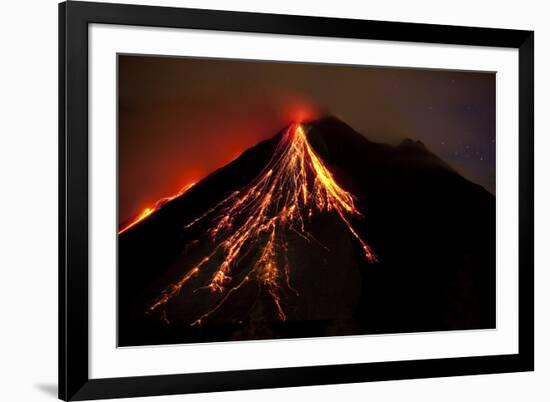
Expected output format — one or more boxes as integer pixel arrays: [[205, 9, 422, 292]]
[[118, 116, 495, 346]]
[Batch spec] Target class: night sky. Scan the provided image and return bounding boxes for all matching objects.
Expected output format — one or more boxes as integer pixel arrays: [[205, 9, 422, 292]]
[[118, 55, 495, 225]]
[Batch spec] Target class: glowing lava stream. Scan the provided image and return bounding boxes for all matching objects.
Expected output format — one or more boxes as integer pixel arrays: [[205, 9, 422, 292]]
[[118, 182, 196, 234], [148, 123, 377, 325]]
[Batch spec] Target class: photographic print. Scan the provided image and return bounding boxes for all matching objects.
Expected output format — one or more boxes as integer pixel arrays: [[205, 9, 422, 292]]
[[117, 55, 496, 347]]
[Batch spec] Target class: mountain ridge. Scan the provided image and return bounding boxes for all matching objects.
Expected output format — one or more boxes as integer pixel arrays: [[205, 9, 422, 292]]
[[119, 114, 478, 233]]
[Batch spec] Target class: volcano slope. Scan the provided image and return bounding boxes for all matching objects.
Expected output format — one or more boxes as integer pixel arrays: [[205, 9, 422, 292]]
[[118, 116, 495, 346]]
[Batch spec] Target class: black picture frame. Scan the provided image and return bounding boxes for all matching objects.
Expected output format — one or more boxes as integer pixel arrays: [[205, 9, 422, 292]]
[[59, 1, 534, 400]]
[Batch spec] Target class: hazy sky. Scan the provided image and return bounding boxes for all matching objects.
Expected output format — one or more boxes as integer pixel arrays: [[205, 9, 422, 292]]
[[118, 55, 495, 224]]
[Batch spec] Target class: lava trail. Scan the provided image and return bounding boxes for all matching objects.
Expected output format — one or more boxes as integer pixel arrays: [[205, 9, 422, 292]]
[[147, 123, 377, 325], [119, 182, 196, 234]]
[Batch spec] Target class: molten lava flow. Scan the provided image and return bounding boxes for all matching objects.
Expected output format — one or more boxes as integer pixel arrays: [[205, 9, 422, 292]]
[[118, 182, 196, 234], [148, 123, 377, 325]]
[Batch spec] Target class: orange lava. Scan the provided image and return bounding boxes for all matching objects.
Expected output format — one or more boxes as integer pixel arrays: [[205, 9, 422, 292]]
[[148, 123, 377, 325], [118, 182, 195, 234]]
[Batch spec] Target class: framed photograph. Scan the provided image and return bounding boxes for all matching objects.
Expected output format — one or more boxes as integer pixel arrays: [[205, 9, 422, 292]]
[[59, 1, 534, 400]]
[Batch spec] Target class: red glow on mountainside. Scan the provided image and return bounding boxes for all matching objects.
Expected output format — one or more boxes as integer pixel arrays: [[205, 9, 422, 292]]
[[118, 182, 196, 234]]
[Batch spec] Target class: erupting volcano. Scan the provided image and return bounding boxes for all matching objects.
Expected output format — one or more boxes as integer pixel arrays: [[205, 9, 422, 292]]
[[118, 116, 496, 346], [146, 123, 377, 326]]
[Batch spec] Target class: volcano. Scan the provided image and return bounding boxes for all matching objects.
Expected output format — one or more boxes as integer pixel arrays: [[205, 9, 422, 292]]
[[118, 116, 495, 346]]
